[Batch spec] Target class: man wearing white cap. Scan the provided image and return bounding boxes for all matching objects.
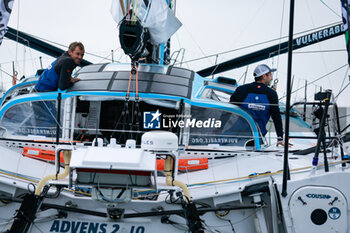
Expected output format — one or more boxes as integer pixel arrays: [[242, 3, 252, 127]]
[[230, 64, 285, 146]]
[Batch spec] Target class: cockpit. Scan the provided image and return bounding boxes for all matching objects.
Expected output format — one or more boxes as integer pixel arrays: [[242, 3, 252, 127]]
[[0, 94, 260, 148], [0, 64, 266, 149]]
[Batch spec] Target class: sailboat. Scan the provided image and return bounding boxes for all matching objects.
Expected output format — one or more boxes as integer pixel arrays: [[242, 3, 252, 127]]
[[0, 0, 349, 232]]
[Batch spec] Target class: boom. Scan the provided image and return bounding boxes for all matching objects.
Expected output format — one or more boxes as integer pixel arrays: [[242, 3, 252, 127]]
[[4, 26, 92, 67], [197, 23, 344, 77]]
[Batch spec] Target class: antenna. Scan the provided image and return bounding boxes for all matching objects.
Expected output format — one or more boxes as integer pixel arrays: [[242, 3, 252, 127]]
[[39, 56, 43, 69]]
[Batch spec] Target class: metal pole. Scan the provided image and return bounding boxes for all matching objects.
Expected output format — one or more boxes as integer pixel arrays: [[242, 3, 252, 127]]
[[322, 134, 329, 172], [312, 91, 331, 172], [12, 61, 17, 86], [212, 55, 219, 79], [56, 93, 62, 146], [243, 65, 249, 84], [282, 0, 295, 197], [0, 64, 2, 92], [303, 80, 307, 121], [334, 104, 346, 167], [39, 56, 43, 69]]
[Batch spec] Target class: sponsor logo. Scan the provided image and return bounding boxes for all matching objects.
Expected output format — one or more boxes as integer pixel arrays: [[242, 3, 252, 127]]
[[295, 25, 343, 46], [191, 137, 238, 144], [143, 110, 222, 129], [248, 103, 265, 111], [143, 110, 161, 129], [328, 207, 341, 220], [306, 193, 331, 199], [163, 118, 221, 128], [49, 220, 146, 233]]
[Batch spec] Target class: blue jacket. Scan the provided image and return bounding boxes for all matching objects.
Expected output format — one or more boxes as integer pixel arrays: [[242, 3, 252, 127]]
[[35, 52, 76, 92], [35, 60, 59, 91], [230, 82, 283, 138]]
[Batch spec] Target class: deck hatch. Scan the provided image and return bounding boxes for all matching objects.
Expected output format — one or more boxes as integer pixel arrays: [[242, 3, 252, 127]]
[[68, 68, 194, 98]]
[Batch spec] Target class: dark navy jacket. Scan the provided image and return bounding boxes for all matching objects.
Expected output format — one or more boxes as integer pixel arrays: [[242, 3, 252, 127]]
[[35, 52, 76, 91], [230, 82, 283, 139]]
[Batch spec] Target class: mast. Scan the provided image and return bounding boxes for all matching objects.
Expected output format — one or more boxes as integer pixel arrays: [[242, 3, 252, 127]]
[[281, 0, 295, 197], [116, 0, 180, 65]]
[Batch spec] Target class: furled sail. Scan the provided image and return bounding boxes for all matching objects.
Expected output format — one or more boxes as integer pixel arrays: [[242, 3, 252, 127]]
[[341, 0, 350, 65], [0, 0, 14, 45], [110, 0, 182, 45]]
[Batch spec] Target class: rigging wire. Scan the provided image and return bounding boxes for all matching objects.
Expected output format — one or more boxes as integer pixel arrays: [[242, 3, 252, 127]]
[[0, 67, 13, 78], [22, 45, 26, 77], [338, 113, 350, 119], [294, 49, 346, 54], [175, 22, 342, 66], [319, 0, 342, 18], [14, 0, 20, 76], [207, 0, 270, 77], [335, 82, 350, 100], [7, 30, 114, 61], [226, 0, 269, 56], [134, 0, 138, 22], [335, 66, 350, 100], [305, 1, 333, 91], [0, 56, 50, 66], [182, 24, 214, 67], [120, 0, 126, 16], [97, 47, 122, 63], [172, 0, 190, 70], [27, 44, 38, 73], [275, 0, 286, 81], [13, 0, 23, 179], [26, 89, 76, 151], [279, 64, 348, 100]]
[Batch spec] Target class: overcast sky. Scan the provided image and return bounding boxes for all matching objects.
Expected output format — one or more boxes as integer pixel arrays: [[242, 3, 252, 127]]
[[0, 0, 348, 106]]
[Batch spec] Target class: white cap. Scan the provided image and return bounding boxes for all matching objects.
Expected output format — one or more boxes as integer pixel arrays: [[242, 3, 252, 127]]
[[253, 64, 277, 77]]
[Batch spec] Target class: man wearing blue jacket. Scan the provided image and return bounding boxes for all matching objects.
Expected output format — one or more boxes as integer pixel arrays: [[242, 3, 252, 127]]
[[35, 42, 83, 91], [230, 64, 285, 146]]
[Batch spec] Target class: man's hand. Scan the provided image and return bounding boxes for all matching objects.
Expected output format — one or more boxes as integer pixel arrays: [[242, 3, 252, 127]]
[[276, 140, 293, 148], [70, 77, 81, 83], [276, 140, 285, 147]]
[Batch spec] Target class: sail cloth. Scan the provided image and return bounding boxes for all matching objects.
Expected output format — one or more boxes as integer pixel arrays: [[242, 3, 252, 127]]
[[110, 0, 182, 45], [341, 0, 350, 65], [0, 0, 14, 45]]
